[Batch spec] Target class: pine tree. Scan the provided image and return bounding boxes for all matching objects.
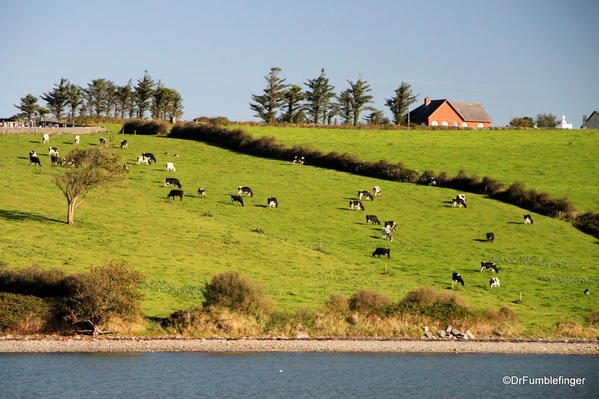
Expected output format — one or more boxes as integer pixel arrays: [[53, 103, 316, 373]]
[[41, 78, 69, 121], [385, 82, 418, 125], [250, 67, 288, 123], [116, 80, 134, 119], [65, 84, 85, 120], [14, 94, 39, 120], [135, 71, 155, 119], [281, 85, 305, 123], [337, 89, 353, 125], [304, 69, 336, 124], [345, 78, 373, 126]]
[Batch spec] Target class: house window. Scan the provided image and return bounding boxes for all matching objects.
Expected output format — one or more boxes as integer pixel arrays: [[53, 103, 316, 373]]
[[431, 121, 438, 126], [453, 122, 459, 127], [441, 121, 448, 126], [477, 123, 484, 128], [462, 122, 468, 128]]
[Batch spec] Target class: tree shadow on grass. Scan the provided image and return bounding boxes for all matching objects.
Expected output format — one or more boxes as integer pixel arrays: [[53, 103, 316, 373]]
[[0, 209, 64, 224]]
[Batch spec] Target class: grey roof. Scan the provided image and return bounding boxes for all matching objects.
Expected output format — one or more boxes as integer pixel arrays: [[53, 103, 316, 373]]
[[408, 100, 446, 123], [448, 101, 492, 122]]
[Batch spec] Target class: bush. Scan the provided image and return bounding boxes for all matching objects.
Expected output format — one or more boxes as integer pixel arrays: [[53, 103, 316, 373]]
[[401, 286, 467, 308], [193, 116, 231, 126], [202, 271, 273, 317], [585, 310, 599, 326], [325, 293, 349, 312], [0, 292, 53, 333], [123, 119, 168, 135], [0, 265, 72, 297], [574, 213, 599, 238], [348, 290, 391, 313], [166, 307, 261, 335], [485, 306, 518, 322]]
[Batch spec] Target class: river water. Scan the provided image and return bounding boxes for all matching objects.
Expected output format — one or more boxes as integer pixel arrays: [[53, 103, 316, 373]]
[[0, 353, 597, 398]]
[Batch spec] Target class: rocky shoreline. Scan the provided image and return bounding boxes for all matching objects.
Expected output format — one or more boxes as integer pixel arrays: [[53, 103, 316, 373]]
[[0, 337, 597, 354]]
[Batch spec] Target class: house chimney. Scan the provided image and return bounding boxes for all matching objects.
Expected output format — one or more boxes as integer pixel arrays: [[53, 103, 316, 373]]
[[424, 97, 431, 106]]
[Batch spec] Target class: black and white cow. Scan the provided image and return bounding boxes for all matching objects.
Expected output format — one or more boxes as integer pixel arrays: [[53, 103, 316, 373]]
[[137, 155, 150, 165], [349, 200, 365, 211], [486, 232, 495, 242], [99, 137, 107, 145], [365, 215, 381, 225], [584, 289, 590, 295], [372, 186, 382, 197], [428, 177, 437, 186], [372, 247, 391, 258], [480, 261, 499, 273], [164, 178, 182, 189], [167, 189, 183, 200], [120, 140, 128, 149], [29, 151, 41, 166], [358, 190, 374, 201], [48, 147, 59, 157], [293, 156, 305, 165], [267, 197, 278, 208], [489, 277, 500, 289], [50, 155, 61, 165], [42, 133, 49, 143], [523, 214, 533, 224], [142, 153, 157, 164], [231, 194, 244, 206], [123, 162, 129, 172], [197, 188, 206, 197], [384, 221, 397, 231], [452, 272, 465, 288], [238, 186, 254, 197], [165, 162, 176, 172], [74, 135, 80, 145], [451, 197, 467, 208], [380, 227, 393, 241]]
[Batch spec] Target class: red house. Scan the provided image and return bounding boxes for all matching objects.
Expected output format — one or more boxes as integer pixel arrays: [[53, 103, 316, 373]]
[[409, 97, 492, 128]]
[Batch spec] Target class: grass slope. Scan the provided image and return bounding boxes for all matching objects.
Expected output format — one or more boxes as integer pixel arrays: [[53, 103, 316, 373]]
[[0, 131, 597, 335], [241, 126, 599, 212]]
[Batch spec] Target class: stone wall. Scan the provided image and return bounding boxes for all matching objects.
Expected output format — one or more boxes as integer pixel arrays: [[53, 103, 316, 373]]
[[0, 126, 107, 135]]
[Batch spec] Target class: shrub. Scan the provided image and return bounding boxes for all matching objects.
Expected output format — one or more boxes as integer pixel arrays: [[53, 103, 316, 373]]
[[585, 310, 599, 326], [123, 119, 168, 135], [325, 293, 349, 313], [166, 307, 261, 336], [485, 306, 518, 322], [0, 265, 71, 297], [348, 290, 391, 313], [193, 116, 231, 126], [574, 213, 599, 238], [0, 292, 53, 333], [202, 271, 273, 317], [401, 286, 467, 308]]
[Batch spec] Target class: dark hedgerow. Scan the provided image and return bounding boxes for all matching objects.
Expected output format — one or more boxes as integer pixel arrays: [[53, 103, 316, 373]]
[[0, 265, 72, 298], [168, 124, 588, 236], [573, 212, 599, 238], [123, 119, 168, 135]]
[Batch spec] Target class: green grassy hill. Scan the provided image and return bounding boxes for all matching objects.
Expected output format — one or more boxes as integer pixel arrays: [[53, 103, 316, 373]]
[[0, 130, 597, 335], [241, 126, 599, 212]]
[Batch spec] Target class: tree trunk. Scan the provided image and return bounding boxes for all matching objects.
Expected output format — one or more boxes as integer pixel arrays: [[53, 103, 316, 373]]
[[67, 200, 76, 224]]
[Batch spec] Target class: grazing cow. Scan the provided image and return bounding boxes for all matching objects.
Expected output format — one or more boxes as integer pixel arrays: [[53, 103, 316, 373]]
[[372, 186, 382, 197], [165, 162, 176, 172], [384, 221, 397, 231], [365, 215, 381, 225], [523, 214, 533, 224], [480, 261, 499, 273], [123, 162, 129, 172], [197, 188, 206, 197], [584, 289, 590, 295], [358, 190, 374, 201], [238, 186, 254, 197], [29, 151, 41, 166], [428, 177, 437, 186], [99, 137, 106, 145], [380, 227, 393, 241], [137, 155, 150, 165], [489, 277, 500, 289], [451, 197, 467, 208], [120, 140, 128, 149], [267, 197, 278, 208], [457, 194, 466, 201], [48, 147, 59, 156], [164, 178, 182, 189], [142, 153, 157, 164], [486, 232, 495, 242], [167, 189, 183, 200], [230, 194, 244, 206], [50, 155, 61, 165], [42, 133, 49, 143], [74, 135, 80, 145], [293, 155, 305, 165], [452, 272, 465, 288], [349, 200, 365, 211], [372, 248, 391, 258]]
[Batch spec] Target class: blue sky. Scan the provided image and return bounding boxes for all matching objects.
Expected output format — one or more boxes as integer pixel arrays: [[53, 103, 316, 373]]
[[1, 0, 597, 126]]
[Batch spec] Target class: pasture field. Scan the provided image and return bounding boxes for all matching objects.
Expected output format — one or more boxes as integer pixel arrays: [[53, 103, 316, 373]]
[[241, 126, 599, 212], [0, 130, 597, 335]]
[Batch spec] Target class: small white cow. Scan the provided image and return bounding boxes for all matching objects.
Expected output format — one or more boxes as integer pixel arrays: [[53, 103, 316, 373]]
[[489, 277, 500, 289], [165, 162, 176, 172], [42, 134, 49, 143], [48, 147, 59, 157], [373, 186, 382, 197], [74, 135, 80, 145], [380, 227, 393, 241], [137, 155, 150, 165]]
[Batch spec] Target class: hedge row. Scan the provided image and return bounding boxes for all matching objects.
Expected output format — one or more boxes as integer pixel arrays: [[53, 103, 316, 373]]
[[232, 121, 543, 131], [122, 119, 168, 135], [168, 124, 599, 238]]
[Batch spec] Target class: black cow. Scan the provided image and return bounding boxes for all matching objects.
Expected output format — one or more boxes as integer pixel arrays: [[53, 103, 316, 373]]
[[267, 197, 278, 208], [384, 221, 397, 231], [164, 178, 182, 189], [29, 151, 41, 166], [120, 140, 128, 149], [197, 188, 206, 197], [523, 214, 533, 224], [365, 215, 380, 225], [480, 261, 499, 273], [231, 194, 244, 206], [486, 232, 495, 242], [349, 200, 365, 211], [167, 189, 183, 200], [372, 248, 391, 258], [142, 153, 157, 164], [99, 137, 107, 145], [238, 186, 254, 197], [452, 272, 465, 288]]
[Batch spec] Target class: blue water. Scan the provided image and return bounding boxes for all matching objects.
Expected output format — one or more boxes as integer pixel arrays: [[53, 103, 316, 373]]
[[0, 353, 597, 398]]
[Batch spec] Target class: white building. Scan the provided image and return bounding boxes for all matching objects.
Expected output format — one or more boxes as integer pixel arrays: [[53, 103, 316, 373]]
[[556, 115, 573, 129]]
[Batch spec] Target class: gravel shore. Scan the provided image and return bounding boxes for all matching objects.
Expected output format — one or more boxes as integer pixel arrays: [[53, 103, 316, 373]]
[[0, 338, 597, 354]]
